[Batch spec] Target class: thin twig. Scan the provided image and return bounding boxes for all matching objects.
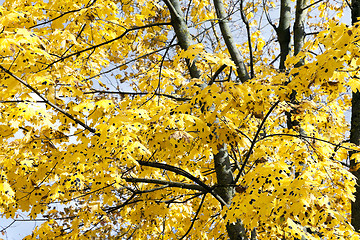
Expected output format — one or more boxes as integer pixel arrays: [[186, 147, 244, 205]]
[[263, 0, 277, 31], [0, 65, 97, 134], [0, 220, 15, 233], [123, 177, 206, 191], [240, 0, 254, 78], [179, 193, 207, 240], [209, 64, 227, 85], [258, 133, 358, 152], [301, 0, 324, 11], [84, 44, 177, 82], [234, 100, 280, 183], [45, 22, 172, 69], [84, 90, 191, 101]]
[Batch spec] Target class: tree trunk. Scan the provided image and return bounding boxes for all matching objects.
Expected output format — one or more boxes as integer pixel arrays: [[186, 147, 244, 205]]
[[277, 0, 291, 71], [164, 1, 249, 238], [293, 0, 307, 66], [350, 0, 360, 232], [212, 0, 251, 238]]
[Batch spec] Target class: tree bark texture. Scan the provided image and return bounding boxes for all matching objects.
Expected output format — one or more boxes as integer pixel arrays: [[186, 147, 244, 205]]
[[163, 0, 201, 79], [277, 0, 291, 71], [293, 0, 307, 66], [165, 0, 251, 238], [351, 0, 360, 232], [213, 0, 250, 83]]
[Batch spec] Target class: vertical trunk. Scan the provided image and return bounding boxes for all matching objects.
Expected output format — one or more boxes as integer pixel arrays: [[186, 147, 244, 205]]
[[164, 0, 249, 238], [350, 0, 360, 232], [286, 0, 307, 130], [214, 144, 249, 240], [212, 0, 250, 238], [277, 0, 291, 71], [163, 0, 201, 79], [293, 0, 307, 66], [214, 144, 234, 204], [213, 0, 250, 83]]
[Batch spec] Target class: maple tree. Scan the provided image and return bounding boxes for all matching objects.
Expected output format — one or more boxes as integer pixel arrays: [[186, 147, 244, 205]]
[[1, 0, 360, 239]]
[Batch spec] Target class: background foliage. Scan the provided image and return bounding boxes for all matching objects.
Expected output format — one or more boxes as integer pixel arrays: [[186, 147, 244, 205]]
[[0, 0, 359, 239]]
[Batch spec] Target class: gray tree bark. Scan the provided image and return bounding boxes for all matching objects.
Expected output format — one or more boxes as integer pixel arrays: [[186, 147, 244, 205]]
[[212, 0, 251, 238], [213, 0, 250, 83], [164, 0, 251, 238], [163, 0, 201, 79], [350, 0, 360, 232], [164, 1, 249, 239], [277, 0, 291, 71], [293, 0, 307, 66]]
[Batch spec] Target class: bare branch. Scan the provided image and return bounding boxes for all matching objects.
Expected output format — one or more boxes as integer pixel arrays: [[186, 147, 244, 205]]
[[258, 133, 358, 152], [263, 0, 277, 31], [213, 0, 249, 82], [163, 0, 202, 79], [137, 160, 227, 206], [240, 0, 254, 78], [84, 43, 177, 82], [209, 64, 227, 85], [301, 0, 324, 11], [123, 177, 206, 191]]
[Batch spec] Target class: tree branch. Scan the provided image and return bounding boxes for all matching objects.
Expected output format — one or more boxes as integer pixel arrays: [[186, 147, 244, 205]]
[[123, 177, 206, 191], [260, 133, 358, 152], [84, 43, 177, 82], [45, 22, 172, 70], [163, 0, 202, 79], [263, 0, 277, 31], [84, 90, 191, 101], [137, 160, 227, 206], [234, 100, 280, 183], [213, 0, 249, 82], [0, 65, 97, 134], [277, 0, 291, 71], [240, 0, 254, 78], [29, 0, 97, 29], [301, 0, 323, 11], [209, 64, 227, 85], [179, 193, 207, 240], [294, 0, 307, 65]]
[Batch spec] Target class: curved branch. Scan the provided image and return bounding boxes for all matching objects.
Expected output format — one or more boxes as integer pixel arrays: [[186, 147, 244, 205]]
[[123, 177, 206, 191], [137, 160, 227, 206], [263, 0, 277, 31]]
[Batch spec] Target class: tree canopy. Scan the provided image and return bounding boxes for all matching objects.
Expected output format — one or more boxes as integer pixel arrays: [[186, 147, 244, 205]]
[[0, 0, 360, 239]]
